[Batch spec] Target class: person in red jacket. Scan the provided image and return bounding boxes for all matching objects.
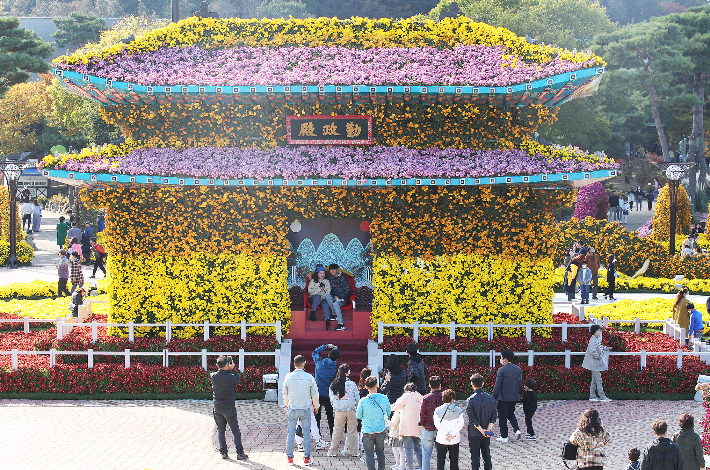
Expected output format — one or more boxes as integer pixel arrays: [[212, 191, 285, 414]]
[[89, 237, 107, 278]]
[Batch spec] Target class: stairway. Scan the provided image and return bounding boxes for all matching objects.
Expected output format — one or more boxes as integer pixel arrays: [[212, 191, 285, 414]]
[[291, 338, 370, 383], [286, 307, 372, 382]]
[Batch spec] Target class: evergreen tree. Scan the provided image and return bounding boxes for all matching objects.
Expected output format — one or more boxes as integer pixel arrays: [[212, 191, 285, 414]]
[[52, 13, 107, 47], [0, 16, 53, 97]]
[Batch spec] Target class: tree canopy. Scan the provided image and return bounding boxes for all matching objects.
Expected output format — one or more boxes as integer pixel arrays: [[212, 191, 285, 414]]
[[0, 16, 53, 98], [52, 12, 107, 47]]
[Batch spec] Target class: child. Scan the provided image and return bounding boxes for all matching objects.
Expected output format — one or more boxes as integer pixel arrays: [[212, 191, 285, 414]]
[[70, 237, 82, 260], [523, 378, 537, 440], [389, 409, 404, 470], [579, 261, 592, 304], [625, 447, 640, 470]]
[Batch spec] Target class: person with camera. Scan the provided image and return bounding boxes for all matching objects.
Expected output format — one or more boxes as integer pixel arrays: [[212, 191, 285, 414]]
[[210, 355, 248, 461], [313, 343, 340, 439], [308, 266, 333, 326]]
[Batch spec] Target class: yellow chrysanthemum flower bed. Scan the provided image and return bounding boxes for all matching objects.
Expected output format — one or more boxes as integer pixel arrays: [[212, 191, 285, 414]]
[[586, 298, 709, 328], [55, 16, 605, 68], [553, 267, 710, 294], [0, 279, 109, 300], [0, 294, 110, 320]]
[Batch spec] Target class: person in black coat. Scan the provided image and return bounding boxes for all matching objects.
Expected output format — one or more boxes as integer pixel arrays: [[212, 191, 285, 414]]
[[381, 353, 407, 404], [604, 254, 616, 301], [491, 349, 522, 441], [405, 342, 428, 395], [640, 419, 684, 470]]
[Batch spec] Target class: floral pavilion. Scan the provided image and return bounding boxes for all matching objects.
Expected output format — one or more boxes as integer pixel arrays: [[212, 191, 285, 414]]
[[41, 16, 617, 340]]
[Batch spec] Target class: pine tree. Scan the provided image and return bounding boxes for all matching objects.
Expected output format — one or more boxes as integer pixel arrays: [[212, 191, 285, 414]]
[[52, 13, 107, 48], [0, 17, 53, 98]]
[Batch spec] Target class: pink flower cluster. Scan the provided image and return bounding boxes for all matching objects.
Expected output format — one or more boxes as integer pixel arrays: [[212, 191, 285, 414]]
[[57, 45, 597, 87], [49, 146, 618, 180], [573, 182, 609, 220]]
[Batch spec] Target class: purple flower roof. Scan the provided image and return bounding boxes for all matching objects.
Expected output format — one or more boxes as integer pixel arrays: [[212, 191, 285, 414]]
[[56, 45, 598, 87], [46, 145, 618, 180]]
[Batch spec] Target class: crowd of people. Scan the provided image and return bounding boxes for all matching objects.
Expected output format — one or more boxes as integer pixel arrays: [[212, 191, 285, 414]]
[[307, 263, 352, 331], [607, 184, 658, 224], [53, 210, 107, 317], [681, 225, 707, 257], [210, 339, 705, 469], [563, 241, 615, 303]]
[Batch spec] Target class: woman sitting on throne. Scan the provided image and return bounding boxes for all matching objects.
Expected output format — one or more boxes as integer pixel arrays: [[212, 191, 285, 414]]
[[308, 265, 333, 323]]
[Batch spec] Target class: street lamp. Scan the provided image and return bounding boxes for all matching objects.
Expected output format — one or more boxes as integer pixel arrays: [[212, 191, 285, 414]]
[[656, 162, 695, 257], [0, 162, 25, 268]]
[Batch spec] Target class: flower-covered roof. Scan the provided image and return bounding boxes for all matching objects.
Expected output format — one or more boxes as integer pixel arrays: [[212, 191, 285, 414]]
[[52, 17, 606, 108], [40, 140, 618, 188]]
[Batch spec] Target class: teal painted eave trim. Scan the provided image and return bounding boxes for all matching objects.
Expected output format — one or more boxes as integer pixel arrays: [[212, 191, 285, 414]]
[[44, 168, 617, 187], [51, 67, 605, 108]]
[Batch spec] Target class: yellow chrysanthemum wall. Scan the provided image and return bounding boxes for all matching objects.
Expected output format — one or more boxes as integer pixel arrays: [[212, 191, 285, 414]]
[[82, 185, 571, 336], [373, 255, 554, 337], [652, 185, 692, 241]]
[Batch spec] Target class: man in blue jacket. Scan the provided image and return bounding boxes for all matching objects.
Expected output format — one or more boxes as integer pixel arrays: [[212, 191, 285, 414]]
[[467, 373, 497, 470], [313, 343, 339, 438], [491, 349, 522, 442], [687, 302, 704, 343]]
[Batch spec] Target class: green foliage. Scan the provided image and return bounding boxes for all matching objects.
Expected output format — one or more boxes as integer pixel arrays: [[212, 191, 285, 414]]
[[598, 0, 705, 26], [79, 16, 170, 56], [48, 77, 119, 145], [303, 0, 437, 19], [0, 17, 52, 97], [427, 0, 615, 49], [260, 0, 312, 18], [52, 13, 107, 47]]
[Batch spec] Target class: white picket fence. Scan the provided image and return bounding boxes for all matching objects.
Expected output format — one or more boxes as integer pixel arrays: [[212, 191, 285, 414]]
[[373, 304, 710, 373], [0, 347, 280, 372], [0, 318, 282, 343]]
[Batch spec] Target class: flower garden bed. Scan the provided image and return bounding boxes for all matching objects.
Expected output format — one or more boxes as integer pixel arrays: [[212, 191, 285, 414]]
[[0, 314, 278, 394], [381, 313, 706, 395], [40, 140, 617, 180], [586, 299, 709, 327], [57, 44, 599, 88], [552, 267, 710, 295]]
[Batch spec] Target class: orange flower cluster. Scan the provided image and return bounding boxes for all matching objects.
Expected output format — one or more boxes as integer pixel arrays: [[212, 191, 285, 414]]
[[82, 185, 572, 261], [99, 101, 557, 150]]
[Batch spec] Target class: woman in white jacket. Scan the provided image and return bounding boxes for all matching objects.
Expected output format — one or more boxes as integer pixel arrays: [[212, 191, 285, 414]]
[[433, 389, 464, 470], [328, 364, 360, 457]]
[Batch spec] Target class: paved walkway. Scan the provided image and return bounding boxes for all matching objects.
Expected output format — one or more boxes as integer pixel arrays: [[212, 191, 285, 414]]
[[6, 210, 99, 283], [0, 398, 703, 470]]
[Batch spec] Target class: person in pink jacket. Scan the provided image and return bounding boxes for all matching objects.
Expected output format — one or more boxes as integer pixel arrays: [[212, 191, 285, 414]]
[[392, 383, 423, 470]]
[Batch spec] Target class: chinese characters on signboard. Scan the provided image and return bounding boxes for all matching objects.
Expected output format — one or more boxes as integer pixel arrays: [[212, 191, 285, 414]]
[[286, 115, 373, 145]]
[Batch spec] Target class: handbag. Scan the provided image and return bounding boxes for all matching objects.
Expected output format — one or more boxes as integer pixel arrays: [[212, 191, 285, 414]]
[[561, 441, 578, 469], [370, 396, 390, 428]]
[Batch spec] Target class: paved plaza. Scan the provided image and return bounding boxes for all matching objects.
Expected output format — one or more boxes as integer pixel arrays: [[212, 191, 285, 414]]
[[0, 397, 703, 470]]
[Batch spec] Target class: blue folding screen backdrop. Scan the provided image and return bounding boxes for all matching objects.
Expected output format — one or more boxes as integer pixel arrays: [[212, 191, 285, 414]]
[[287, 219, 373, 307]]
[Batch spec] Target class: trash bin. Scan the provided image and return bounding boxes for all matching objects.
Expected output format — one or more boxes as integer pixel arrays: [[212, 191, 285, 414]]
[[263, 373, 278, 402]]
